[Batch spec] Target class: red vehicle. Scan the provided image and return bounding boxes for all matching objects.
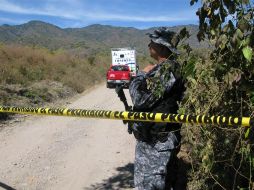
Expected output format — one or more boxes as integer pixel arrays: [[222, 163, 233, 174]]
[[106, 65, 131, 88]]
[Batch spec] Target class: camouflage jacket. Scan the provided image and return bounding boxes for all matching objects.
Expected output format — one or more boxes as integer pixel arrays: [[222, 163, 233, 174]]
[[129, 59, 185, 142]]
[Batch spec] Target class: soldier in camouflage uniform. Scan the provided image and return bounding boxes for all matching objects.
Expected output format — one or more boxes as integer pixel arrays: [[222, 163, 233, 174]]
[[129, 27, 185, 190]]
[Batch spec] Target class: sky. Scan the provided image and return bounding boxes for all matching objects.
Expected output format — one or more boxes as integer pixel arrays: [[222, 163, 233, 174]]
[[0, 0, 200, 29]]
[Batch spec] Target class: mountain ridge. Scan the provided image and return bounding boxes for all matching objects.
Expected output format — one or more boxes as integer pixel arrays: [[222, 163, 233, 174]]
[[0, 20, 206, 53]]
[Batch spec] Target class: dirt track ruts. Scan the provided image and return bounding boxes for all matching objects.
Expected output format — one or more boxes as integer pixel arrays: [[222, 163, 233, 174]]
[[0, 84, 135, 190]]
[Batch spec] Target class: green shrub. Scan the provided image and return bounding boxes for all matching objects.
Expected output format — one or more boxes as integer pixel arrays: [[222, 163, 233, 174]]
[[180, 0, 254, 189]]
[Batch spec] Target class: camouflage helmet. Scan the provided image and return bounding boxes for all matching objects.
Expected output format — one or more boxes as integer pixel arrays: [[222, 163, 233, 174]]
[[147, 27, 179, 54]]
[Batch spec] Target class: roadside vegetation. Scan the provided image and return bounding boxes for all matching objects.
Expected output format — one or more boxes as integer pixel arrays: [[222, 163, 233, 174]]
[[0, 44, 151, 108], [0, 44, 103, 108], [179, 0, 254, 189]]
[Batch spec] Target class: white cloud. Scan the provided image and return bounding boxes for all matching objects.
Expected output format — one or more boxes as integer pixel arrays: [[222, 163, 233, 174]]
[[0, 0, 197, 23], [0, 17, 26, 24], [79, 11, 196, 22], [0, 0, 78, 19], [0, 17, 12, 23]]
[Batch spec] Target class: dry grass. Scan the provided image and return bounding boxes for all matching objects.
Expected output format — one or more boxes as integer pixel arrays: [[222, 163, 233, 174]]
[[0, 44, 110, 92], [0, 44, 111, 111], [0, 44, 151, 108]]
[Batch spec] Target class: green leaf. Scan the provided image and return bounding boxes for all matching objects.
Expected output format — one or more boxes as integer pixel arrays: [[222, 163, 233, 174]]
[[236, 29, 244, 39], [183, 60, 195, 78], [242, 46, 253, 62], [245, 128, 250, 139], [238, 18, 250, 32], [210, 29, 216, 36], [241, 36, 251, 47], [216, 34, 228, 49], [179, 27, 190, 39]]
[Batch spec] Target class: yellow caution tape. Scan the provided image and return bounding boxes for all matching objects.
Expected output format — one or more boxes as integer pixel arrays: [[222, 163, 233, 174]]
[[0, 106, 252, 127]]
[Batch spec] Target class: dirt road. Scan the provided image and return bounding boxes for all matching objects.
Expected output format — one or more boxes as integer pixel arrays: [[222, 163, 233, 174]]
[[0, 84, 135, 190]]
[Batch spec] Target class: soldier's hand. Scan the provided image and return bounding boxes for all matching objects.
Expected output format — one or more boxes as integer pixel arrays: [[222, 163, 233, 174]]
[[143, 64, 156, 73]]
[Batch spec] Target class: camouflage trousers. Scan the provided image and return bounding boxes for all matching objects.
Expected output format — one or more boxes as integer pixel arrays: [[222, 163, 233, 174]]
[[134, 132, 179, 190]]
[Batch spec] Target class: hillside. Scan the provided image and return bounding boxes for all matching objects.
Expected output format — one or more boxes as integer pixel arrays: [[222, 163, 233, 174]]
[[0, 21, 210, 111], [0, 21, 208, 54], [0, 21, 73, 49]]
